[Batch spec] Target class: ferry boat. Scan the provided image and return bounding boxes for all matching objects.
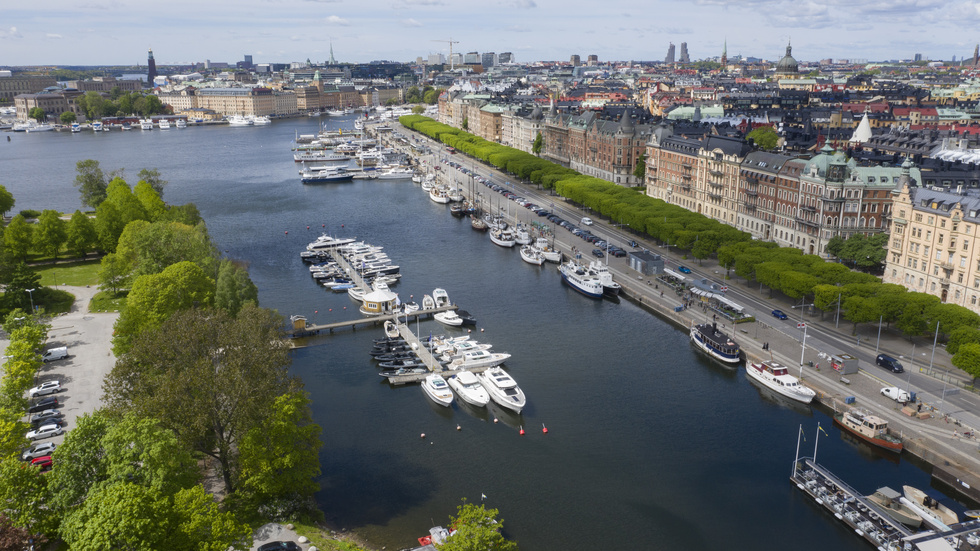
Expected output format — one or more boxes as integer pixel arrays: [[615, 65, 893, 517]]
[[689, 322, 741, 364], [300, 166, 354, 184], [227, 114, 253, 126], [306, 234, 358, 251], [250, 115, 272, 125], [746, 360, 815, 404], [559, 261, 604, 299], [140, 119, 154, 130], [70, 122, 81, 132], [587, 259, 621, 297], [92, 121, 103, 132], [158, 119, 171, 129], [832, 408, 903, 453], [174, 119, 187, 128], [294, 150, 347, 162]]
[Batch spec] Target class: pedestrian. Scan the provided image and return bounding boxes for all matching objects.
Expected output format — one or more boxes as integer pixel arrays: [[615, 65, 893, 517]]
[[917, 403, 923, 413]]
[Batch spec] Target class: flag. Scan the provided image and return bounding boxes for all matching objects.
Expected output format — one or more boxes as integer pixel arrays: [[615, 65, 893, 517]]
[[481, 493, 487, 501], [799, 425, 806, 442], [818, 424, 829, 437]]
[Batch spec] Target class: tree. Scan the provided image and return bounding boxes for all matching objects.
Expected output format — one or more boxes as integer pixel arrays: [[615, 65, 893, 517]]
[[169, 485, 252, 551], [104, 305, 298, 494], [33, 209, 67, 260], [137, 168, 168, 197], [215, 259, 258, 316], [78, 91, 107, 121], [28, 107, 45, 122], [0, 514, 35, 551], [825, 236, 846, 258], [60, 482, 173, 550], [113, 220, 218, 280], [412, 105, 425, 115], [0, 456, 58, 541], [101, 413, 198, 496], [843, 295, 881, 333], [59, 111, 76, 124], [74, 159, 110, 208], [747, 126, 779, 151], [47, 412, 112, 512], [0, 185, 13, 218], [94, 201, 125, 252], [3, 214, 33, 259], [66, 210, 98, 258], [105, 178, 148, 225], [423, 88, 442, 104], [632, 152, 646, 180], [461, 117, 469, 131], [952, 343, 980, 381], [532, 131, 543, 156], [405, 86, 422, 103], [439, 500, 518, 551], [134, 181, 167, 221]]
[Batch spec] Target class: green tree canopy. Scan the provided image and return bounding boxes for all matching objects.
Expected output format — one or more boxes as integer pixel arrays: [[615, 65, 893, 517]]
[[33, 209, 67, 260], [0, 185, 14, 217], [28, 107, 45, 122], [74, 159, 115, 208], [137, 168, 168, 197], [3, 214, 33, 260], [59, 111, 76, 124], [66, 210, 98, 258], [952, 343, 980, 381], [747, 126, 779, 151], [532, 131, 543, 156], [439, 500, 518, 551], [215, 259, 258, 316]]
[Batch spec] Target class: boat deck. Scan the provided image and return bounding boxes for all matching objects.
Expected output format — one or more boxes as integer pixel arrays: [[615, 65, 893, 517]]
[[791, 457, 912, 548], [385, 320, 491, 385]]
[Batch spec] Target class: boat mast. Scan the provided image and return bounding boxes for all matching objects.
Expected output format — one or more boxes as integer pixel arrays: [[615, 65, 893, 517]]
[[793, 424, 802, 477]]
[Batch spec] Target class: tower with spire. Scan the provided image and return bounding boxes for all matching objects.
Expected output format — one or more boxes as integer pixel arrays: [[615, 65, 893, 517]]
[[720, 39, 727, 70], [973, 44, 978, 67], [328, 42, 337, 65], [147, 48, 157, 84]]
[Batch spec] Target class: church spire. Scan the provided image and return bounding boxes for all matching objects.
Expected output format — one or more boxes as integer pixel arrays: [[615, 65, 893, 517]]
[[329, 42, 337, 65], [721, 38, 727, 69]]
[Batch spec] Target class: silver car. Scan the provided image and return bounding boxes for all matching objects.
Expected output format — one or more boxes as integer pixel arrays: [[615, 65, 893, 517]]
[[28, 381, 62, 398], [25, 423, 63, 440], [22, 441, 56, 460]]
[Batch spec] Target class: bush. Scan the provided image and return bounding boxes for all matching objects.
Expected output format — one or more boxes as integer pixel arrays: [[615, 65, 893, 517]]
[[19, 209, 40, 219]]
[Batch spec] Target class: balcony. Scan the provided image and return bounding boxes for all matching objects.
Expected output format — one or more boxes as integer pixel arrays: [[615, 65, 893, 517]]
[[891, 216, 907, 226], [939, 277, 951, 286], [709, 169, 724, 177], [801, 205, 817, 212], [745, 189, 758, 197], [708, 180, 724, 189], [681, 162, 693, 169], [940, 261, 954, 271], [744, 175, 759, 184], [708, 192, 723, 200], [682, 173, 692, 180], [795, 216, 819, 228], [744, 203, 757, 211], [823, 195, 845, 202]]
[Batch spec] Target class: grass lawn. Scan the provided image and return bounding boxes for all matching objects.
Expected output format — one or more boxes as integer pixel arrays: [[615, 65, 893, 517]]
[[90, 291, 127, 313], [291, 522, 371, 551], [35, 259, 101, 287]]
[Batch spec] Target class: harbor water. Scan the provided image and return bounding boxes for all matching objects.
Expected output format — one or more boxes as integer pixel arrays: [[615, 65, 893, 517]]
[[0, 118, 958, 550]]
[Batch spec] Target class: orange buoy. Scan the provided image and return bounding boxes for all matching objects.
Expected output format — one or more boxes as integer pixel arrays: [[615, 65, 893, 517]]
[[519, 425, 525, 436], [542, 424, 548, 434], [322, 224, 325, 227]]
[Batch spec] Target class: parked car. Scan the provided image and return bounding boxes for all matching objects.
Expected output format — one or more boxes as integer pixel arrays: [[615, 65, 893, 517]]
[[258, 542, 301, 551], [677, 265, 692, 274], [881, 386, 912, 403], [628, 240, 639, 248], [537, 210, 551, 217], [609, 248, 627, 258], [592, 249, 605, 258], [29, 397, 59, 414], [875, 354, 904, 373], [22, 442, 56, 461], [30, 409, 63, 426], [30, 455, 53, 472], [771, 309, 788, 320], [28, 381, 61, 398], [26, 423, 63, 441], [41, 347, 69, 363]]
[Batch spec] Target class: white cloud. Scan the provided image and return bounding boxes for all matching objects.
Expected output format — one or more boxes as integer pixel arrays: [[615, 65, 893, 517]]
[[512, 0, 536, 7], [325, 15, 350, 25], [46, 33, 63, 39], [402, 18, 423, 27], [0, 26, 23, 39]]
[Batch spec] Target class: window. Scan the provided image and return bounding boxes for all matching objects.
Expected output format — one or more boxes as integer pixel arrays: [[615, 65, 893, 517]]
[[941, 219, 947, 228], [925, 246, 930, 257], [931, 282, 936, 291], [939, 234, 944, 244], [962, 256, 967, 267], [965, 240, 970, 251], [958, 273, 964, 283]]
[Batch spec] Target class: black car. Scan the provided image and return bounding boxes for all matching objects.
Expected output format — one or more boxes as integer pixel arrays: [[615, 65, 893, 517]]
[[28, 397, 59, 414], [592, 248, 605, 257], [875, 354, 904, 373], [537, 210, 551, 217], [257, 542, 301, 551], [609, 248, 627, 258]]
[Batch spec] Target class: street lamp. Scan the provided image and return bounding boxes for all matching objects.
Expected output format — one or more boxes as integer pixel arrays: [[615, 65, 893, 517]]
[[25, 288, 35, 313]]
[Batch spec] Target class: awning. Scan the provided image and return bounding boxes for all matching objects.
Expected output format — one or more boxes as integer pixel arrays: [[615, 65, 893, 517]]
[[716, 296, 745, 313], [663, 268, 685, 280], [691, 287, 722, 299]]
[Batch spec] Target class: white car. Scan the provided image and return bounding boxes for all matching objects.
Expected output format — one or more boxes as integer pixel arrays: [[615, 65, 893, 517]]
[[26, 423, 63, 440], [28, 381, 61, 398], [881, 386, 912, 403], [22, 441, 56, 460]]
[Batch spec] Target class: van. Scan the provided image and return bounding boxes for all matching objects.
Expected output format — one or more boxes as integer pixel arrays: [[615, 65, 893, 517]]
[[581, 217, 593, 226], [41, 347, 69, 363], [875, 354, 903, 373]]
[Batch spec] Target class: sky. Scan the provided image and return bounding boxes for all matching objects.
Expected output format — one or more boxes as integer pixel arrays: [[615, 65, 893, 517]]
[[2, 0, 980, 66]]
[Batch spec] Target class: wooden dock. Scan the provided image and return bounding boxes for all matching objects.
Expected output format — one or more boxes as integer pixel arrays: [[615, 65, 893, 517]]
[[288, 305, 456, 337], [330, 245, 368, 290], [385, 320, 492, 385]]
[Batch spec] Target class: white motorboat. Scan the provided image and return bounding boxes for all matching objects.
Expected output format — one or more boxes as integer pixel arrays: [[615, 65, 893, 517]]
[[520, 245, 545, 266], [376, 166, 415, 180], [300, 165, 354, 184], [489, 228, 516, 248], [902, 485, 958, 527], [429, 187, 451, 204], [745, 360, 815, 404], [438, 341, 492, 361], [307, 234, 357, 251], [158, 119, 171, 129], [512, 224, 532, 245], [175, 119, 187, 128], [587, 260, 621, 297], [384, 320, 400, 339], [28, 123, 54, 132], [140, 119, 154, 130], [70, 122, 81, 132], [421, 374, 454, 407], [402, 301, 420, 315], [447, 371, 490, 407], [421, 175, 436, 191], [421, 294, 436, 310], [227, 114, 253, 126], [533, 237, 563, 263], [478, 367, 526, 413], [558, 261, 604, 299], [250, 115, 272, 125], [449, 349, 510, 370], [294, 151, 347, 162], [92, 121, 104, 131], [432, 288, 451, 308], [347, 286, 368, 301], [434, 310, 464, 326]]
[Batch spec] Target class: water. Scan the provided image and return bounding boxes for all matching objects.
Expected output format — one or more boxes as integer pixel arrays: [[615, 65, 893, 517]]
[[0, 121, 954, 550]]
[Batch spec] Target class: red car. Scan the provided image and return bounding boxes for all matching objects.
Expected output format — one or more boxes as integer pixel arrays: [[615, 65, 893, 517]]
[[30, 456, 52, 473]]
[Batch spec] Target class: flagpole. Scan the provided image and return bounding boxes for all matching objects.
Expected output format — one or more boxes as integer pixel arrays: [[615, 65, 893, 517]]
[[814, 422, 823, 463], [793, 424, 803, 477]]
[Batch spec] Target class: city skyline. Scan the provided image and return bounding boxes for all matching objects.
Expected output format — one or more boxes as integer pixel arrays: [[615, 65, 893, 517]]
[[2, 0, 979, 66]]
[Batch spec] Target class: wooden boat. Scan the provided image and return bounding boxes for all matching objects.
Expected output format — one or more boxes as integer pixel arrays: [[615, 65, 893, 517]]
[[867, 487, 922, 528], [903, 485, 958, 526], [833, 409, 903, 453]]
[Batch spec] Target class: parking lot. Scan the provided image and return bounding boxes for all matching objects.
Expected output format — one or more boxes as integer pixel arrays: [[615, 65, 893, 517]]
[[14, 285, 118, 451]]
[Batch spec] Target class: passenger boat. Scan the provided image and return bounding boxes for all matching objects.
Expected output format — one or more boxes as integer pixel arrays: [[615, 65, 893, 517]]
[[227, 114, 253, 126], [294, 151, 347, 162], [689, 322, 741, 364], [158, 119, 171, 129], [70, 122, 81, 132], [520, 245, 545, 266], [903, 485, 958, 527], [477, 367, 526, 413], [306, 234, 357, 251], [375, 166, 414, 180], [867, 487, 923, 528], [447, 371, 490, 407], [250, 115, 272, 125], [174, 119, 187, 128], [832, 409, 903, 453], [533, 237, 562, 263], [28, 123, 54, 132], [92, 121, 104, 131], [300, 166, 354, 184], [421, 374, 454, 407], [558, 261, 604, 299], [489, 228, 516, 248], [745, 360, 815, 404], [449, 350, 510, 370], [587, 260, 621, 297], [140, 119, 154, 130]]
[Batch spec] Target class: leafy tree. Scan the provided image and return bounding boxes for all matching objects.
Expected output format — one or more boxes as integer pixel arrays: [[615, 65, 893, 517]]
[[105, 178, 148, 226], [74, 159, 111, 208], [47, 412, 112, 512], [77, 91, 107, 120], [3, 214, 33, 259], [423, 88, 442, 104], [134, 181, 167, 220], [28, 107, 45, 122], [169, 485, 252, 551], [0, 185, 13, 217], [61, 482, 173, 549], [102, 413, 198, 496], [843, 295, 881, 333], [461, 117, 469, 131], [162, 202, 203, 226], [97, 252, 129, 294], [747, 126, 779, 151], [59, 111, 76, 124], [104, 305, 298, 494], [238, 392, 321, 505], [405, 86, 421, 103], [440, 500, 518, 551], [94, 201, 125, 252], [0, 408, 30, 460], [137, 168, 168, 197], [0, 513, 36, 551], [947, 327, 980, 355], [0, 456, 58, 541], [532, 132, 543, 156], [952, 343, 980, 381], [215, 259, 258, 316], [825, 236, 846, 258], [66, 210, 98, 258], [114, 220, 217, 280], [632, 152, 646, 180], [0, 263, 41, 314], [33, 209, 67, 260], [111, 260, 215, 354], [896, 293, 941, 340], [412, 105, 425, 115]]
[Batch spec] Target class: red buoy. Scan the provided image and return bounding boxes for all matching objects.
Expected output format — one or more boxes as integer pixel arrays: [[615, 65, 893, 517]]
[[542, 424, 548, 434], [307, 226, 310, 230], [284, 231, 288, 235], [519, 425, 525, 436], [322, 224, 325, 227]]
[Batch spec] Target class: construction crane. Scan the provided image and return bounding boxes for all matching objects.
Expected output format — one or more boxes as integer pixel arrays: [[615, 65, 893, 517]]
[[431, 38, 459, 71]]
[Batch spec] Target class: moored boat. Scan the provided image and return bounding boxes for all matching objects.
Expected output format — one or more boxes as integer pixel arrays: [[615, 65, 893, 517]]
[[478, 367, 526, 413], [588, 259, 621, 297], [300, 165, 354, 184], [433, 310, 464, 326], [421, 374, 454, 407], [447, 371, 490, 407], [558, 261, 604, 299], [489, 227, 516, 248], [533, 237, 563, 263], [689, 322, 741, 364], [432, 288, 451, 308], [745, 360, 815, 404], [307, 234, 357, 251], [471, 215, 489, 232], [449, 350, 510, 370], [867, 487, 922, 528], [902, 485, 958, 527], [520, 245, 545, 266], [833, 408, 903, 453]]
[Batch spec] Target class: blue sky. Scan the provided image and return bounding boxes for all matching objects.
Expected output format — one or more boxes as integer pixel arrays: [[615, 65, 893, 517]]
[[2, 0, 978, 66]]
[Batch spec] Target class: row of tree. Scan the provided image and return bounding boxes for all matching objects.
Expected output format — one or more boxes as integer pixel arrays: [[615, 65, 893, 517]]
[[404, 86, 446, 105], [75, 90, 168, 120]]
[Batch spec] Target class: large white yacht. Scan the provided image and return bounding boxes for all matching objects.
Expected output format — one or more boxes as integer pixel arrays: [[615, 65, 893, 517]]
[[478, 367, 526, 413], [745, 360, 815, 404]]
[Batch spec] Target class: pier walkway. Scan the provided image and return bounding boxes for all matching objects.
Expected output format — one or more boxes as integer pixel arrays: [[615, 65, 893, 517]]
[[330, 245, 368, 290]]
